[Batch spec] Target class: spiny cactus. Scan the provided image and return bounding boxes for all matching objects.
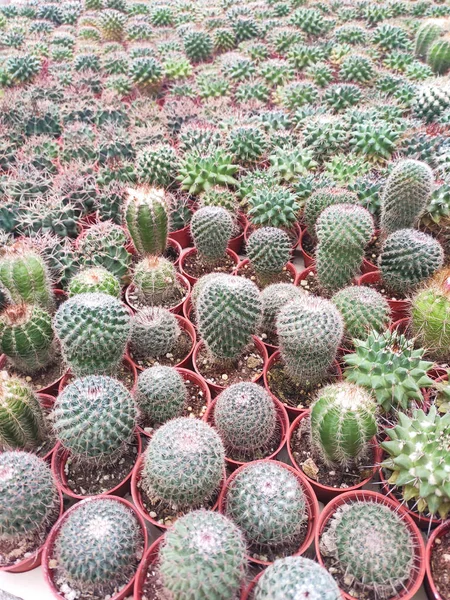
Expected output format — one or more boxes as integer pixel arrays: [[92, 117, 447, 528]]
[[136, 144, 178, 188], [98, 9, 127, 41], [177, 149, 238, 195], [277, 296, 343, 388], [260, 283, 304, 337], [136, 366, 187, 425], [428, 35, 450, 74], [191, 207, 234, 265], [78, 222, 132, 282], [125, 186, 169, 256], [246, 185, 300, 229], [129, 307, 180, 360], [303, 188, 359, 236], [68, 267, 120, 298], [141, 417, 225, 509], [133, 256, 179, 305], [246, 227, 291, 286], [158, 510, 247, 600], [183, 30, 213, 63], [412, 85, 450, 123], [379, 229, 444, 295], [54, 293, 131, 376], [380, 159, 434, 235], [415, 19, 445, 58], [197, 274, 261, 363], [332, 286, 391, 341]]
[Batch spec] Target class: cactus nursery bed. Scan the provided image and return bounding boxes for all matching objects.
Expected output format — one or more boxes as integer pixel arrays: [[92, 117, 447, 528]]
[[2, 0, 450, 598]]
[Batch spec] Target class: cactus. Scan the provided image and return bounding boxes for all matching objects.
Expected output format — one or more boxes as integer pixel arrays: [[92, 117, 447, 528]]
[[197, 275, 261, 363], [260, 283, 304, 336], [78, 222, 132, 282], [339, 54, 375, 83], [415, 20, 444, 58], [191, 207, 234, 265], [133, 256, 179, 305], [177, 149, 238, 196], [183, 30, 213, 63], [254, 556, 341, 600], [303, 188, 359, 236], [0, 304, 55, 374], [68, 267, 120, 298], [246, 185, 300, 229], [381, 406, 450, 519], [129, 307, 180, 360], [125, 186, 169, 256], [428, 35, 450, 74], [344, 329, 434, 413], [214, 383, 277, 459], [310, 382, 377, 467], [379, 229, 444, 295], [98, 9, 126, 41], [136, 366, 187, 425], [380, 160, 434, 235], [136, 143, 178, 189], [246, 228, 291, 286], [158, 510, 247, 600], [316, 204, 374, 294], [277, 296, 343, 388], [0, 371, 47, 450], [225, 461, 307, 552], [53, 293, 131, 376], [412, 85, 450, 123], [141, 417, 225, 509], [0, 451, 59, 547], [54, 498, 144, 594], [319, 500, 415, 599], [332, 286, 391, 341]]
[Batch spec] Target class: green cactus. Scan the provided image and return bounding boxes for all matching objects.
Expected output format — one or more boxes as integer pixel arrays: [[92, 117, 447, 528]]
[[98, 9, 127, 41], [53, 293, 131, 376], [227, 125, 268, 165], [78, 222, 132, 282], [129, 307, 180, 360], [303, 188, 359, 236], [428, 35, 450, 74], [412, 85, 450, 123], [136, 144, 179, 188], [191, 207, 234, 265], [177, 149, 238, 195], [136, 365, 187, 424], [246, 227, 291, 286], [125, 186, 169, 256], [332, 286, 391, 341], [260, 283, 304, 337], [415, 19, 444, 58], [141, 417, 225, 509], [183, 30, 213, 63], [68, 267, 120, 298], [246, 185, 300, 229], [129, 56, 163, 90], [340, 54, 375, 83], [133, 256, 179, 305]]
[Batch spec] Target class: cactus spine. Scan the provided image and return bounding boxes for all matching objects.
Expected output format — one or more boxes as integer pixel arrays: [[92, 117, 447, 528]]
[[191, 206, 234, 265], [246, 227, 291, 286], [332, 286, 391, 342], [129, 307, 180, 360], [136, 366, 187, 425], [125, 186, 169, 256]]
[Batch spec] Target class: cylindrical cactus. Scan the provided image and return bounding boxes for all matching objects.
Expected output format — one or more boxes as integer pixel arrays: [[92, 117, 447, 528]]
[[428, 35, 450, 74], [129, 307, 180, 360], [136, 366, 187, 424], [125, 186, 169, 256], [246, 227, 291, 285], [133, 256, 179, 305], [68, 267, 121, 298], [415, 19, 444, 58], [332, 285, 391, 341], [53, 293, 131, 376], [191, 206, 234, 264], [260, 283, 304, 336]]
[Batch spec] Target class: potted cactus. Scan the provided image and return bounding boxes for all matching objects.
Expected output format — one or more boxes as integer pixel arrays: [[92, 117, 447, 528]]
[[425, 520, 450, 600], [258, 283, 304, 352]]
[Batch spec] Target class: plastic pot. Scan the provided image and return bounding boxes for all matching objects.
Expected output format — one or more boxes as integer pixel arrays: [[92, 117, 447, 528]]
[[287, 412, 381, 503], [218, 459, 319, 566], [169, 223, 192, 249], [315, 490, 426, 600], [124, 273, 191, 315], [133, 536, 164, 600], [125, 237, 182, 267], [179, 247, 240, 286], [58, 353, 138, 393], [245, 222, 301, 255], [0, 354, 68, 397], [229, 212, 248, 255], [425, 520, 450, 600], [233, 259, 298, 287], [43, 496, 148, 600], [298, 227, 314, 267], [357, 271, 411, 321]]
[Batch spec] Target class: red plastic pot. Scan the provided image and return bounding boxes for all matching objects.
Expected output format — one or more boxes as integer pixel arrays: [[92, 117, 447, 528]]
[[228, 213, 248, 255], [357, 271, 411, 321], [169, 223, 192, 249], [183, 296, 194, 324], [203, 395, 289, 470], [425, 520, 450, 600], [58, 353, 138, 393], [315, 490, 426, 600], [218, 459, 319, 566], [179, 247, 240, 286], [125, 237, 182, 267], [192, 336, 268, 397], [43, 496, 148, 600], [287, 412, 381, 503], [133, 536, 164, 600], [0, 354, 68, 397], [124, 273, 191, 315], [245, 222, 301, 254], [233, 259, 298, 287], [298, 227, 315, 267]]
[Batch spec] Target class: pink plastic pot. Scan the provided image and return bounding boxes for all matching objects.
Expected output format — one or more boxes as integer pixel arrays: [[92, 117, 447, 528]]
[[233, 259, 298, 286], [133, 536, 164, 600], [58, 353, 138, 393], [124, 273, 191, 315], [357, 271, 411, 321], [425, 520, 450, 600], [169, 223, 192, 249], [43, 496, 148, 600], [228, 213, 248, 255], [245, 222, 301, 254], [179, 247, 240, 286]]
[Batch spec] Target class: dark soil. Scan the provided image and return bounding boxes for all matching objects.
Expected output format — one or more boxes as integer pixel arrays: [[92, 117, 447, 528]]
[[129, 329, 192, 369], [363, 277, 407, 302], [236, 261, 295, 289], [164, 245, 179, 264], [297, 270, 322, 296], [63, 359, 135, 390], [431, 530, 450, 600], [9, 354, 65, 393], [196, 340, 264, 387], [364, 233, 382, 267], [127, 282, 187, 311], [300, 230, 315, 257], [259, 329, 278, 347], [182, 252, 236, 279]]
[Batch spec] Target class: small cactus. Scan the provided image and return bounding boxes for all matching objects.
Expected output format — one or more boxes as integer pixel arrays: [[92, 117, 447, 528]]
[[303, 187, 359, 236], [246, 227, 291, 286], [428, 34, 450, 74], [68, 267, 121, 298], [133, 256, 179, 305], [260, 283, 304, 337], [129, 307, 180, 360], [332, 286, 391, 341], [136, 366, 187, 424], [191, 206, 234, 265], [125, 186, 169, 256]]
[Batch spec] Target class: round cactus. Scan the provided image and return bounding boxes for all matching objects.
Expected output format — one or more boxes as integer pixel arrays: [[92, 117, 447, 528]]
[[191, 273, 224, 310], [428, 35, 450, 74], [303, 187, 359, 235], [129, 307, 180, 360], [125, 186, 169, 256], [158, 510, 247, 600], [214, 382, 277, 459], [133, 256, 179, 305], [246, 227, 291, 285], [136, 366, 187, 424], [141, 417, 225, 509], [260, 283, 304, 337], [332, 285, 391, 341], [53, 293, 131, 376], [191, 206, 234, 264], [415, 19, 445, 58], [68, 267, 121, 298]]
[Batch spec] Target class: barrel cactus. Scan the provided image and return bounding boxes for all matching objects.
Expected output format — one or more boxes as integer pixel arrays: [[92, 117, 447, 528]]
[[260, 283, 304, 337], [415, 19, 445, 58], [246, 227, 291, 286], [78, 221, 132, 282], [125, 186, 169, 256], [191, 206, 234, 265], [129, 307, 180, 360], [68, 267, 120, 298], [303, 187, 359, 236], [428, 35, 450, 74], [332, 286, 391, 341], [136, 366, 187, 425], [246, 185, 300, 229], [133, 256, 179, 305]]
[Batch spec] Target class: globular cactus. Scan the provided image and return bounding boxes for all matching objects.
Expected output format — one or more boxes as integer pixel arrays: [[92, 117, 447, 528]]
[[68, 267, 120, 298], [412, 85, 450, 123], [54, 293, 131, 376], [136, 366, 187, 425], [54, 498, 144, 594], [310, 382, 377, 467], [125, 186, 169, 256], [380, 160, 434, 235], [254, 556, 341, 600], [225, 461, 307, 553], [133, 256, 179, 305], [277, 296, 343, 388], [0, 371, 47, 450], [78, 222, 132, 282], [428, 35, 450, 74], [415, 19, 445, 58], [246, 186, 300, 229], [260, 283, 304, 337], [141, 417, 225, 509], [332, 286, 391, 341], [191, 272, 224, 310], [191, 207, 234, 265], [0, 451, 59, 546], [303, 188, 359, 236], [379, 229, 444, 295], [381, 406, 450, 519], [158, 510, 247, 600], [319, 501, 415, 599], [316, 204, 374, 294], [246, 228, 291, 286], [214, 382, 277, 459], [0, 304, 55, 374], [53, 375, 137, 463], [197, 275, 261, 363], [129, 307, 180, 360], [0, 242, 53, 311]]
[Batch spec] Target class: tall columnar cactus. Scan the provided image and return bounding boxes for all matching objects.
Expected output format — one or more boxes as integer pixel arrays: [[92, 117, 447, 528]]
[[225, 461, 307, 552], [0, 451, 59, 546], [53, 375, 137, 463], [378, 229, 444, 295], [130, 307, 180, 360], [310, 382, 377, 467], [380, 160, 434, 235], [141, 417, 225, 509], [260, 283, 304, 336], [214, 382, 277, 459], [246, 228, 291, 286], [53, 293, 131, 376], [68, 267, 121, 298], [197, 275, 261, 363], [133, 256, 179, 305], [316, 204, 374, 294], [277, 296, 343, 388], [54, 498, 144, 594], [136, 366, 187, 425], [254, 556, 341, 600], [0, 304, 55, 374], [125, 186, 169, 256], [381, 406, 450, 519], [303, 188, 359, 236], [332, 286, 391, 341], [158, 510, 247, 600], [191, 207, 234, 264]]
